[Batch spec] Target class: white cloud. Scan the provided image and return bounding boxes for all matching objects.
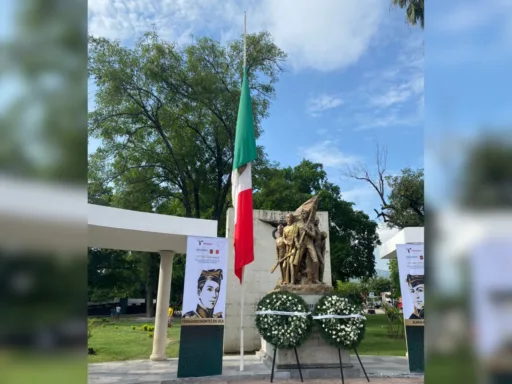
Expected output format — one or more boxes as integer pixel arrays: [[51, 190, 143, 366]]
[[345, 34, 424, 130], [306, 94, 343, 116], [341, 186, 375, 205], [88, 0, 387, 72], [300, 140, 360, 168], [369, 36, 423, 109]]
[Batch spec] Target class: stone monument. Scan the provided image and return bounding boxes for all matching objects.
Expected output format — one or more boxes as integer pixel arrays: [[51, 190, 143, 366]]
[[257, 196, 360, 379]]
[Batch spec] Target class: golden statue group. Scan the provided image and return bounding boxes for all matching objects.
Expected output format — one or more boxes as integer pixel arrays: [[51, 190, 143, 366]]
[[271, 196, 327, 285]]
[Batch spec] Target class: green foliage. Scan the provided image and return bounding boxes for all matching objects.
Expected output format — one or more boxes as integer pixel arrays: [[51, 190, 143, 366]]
[[388, 259, 401, 299], [382, 303, 404, 339], [392, 0, 424, 28], [88, 30, 286, 225], [460, 137, 512, 208], [254, 160, 380, 282], [335, 281, 365, 306], [0, 0, 87, 181], [368, 277, 392, 295], [148, 333, 153, 338], [132, 326, 136, 330], [88, 30, 286, 306], [88, 248, 140, 302], [255, 291, 313, 349], [335, 277, 391, 304], [384, 168, 424, 229]]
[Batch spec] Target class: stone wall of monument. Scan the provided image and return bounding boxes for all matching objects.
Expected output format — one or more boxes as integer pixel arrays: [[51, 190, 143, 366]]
[[223, 208, 332, 353]]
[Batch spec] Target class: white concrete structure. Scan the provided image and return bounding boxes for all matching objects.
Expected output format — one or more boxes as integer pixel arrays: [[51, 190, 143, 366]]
[[378, 227, 424, 259], [223, 208, 332, 353], [88, 204, 218, 361]]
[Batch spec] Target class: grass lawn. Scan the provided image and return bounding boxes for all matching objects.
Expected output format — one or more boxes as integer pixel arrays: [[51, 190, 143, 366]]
[[0, 354, 86, 384], [88, 316, 181, 363], [88, 313, 405, 363], [356, 314, 406, 356]]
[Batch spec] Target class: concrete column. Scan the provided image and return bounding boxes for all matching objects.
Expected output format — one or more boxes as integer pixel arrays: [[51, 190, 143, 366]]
[[150, 250, 175, 361]]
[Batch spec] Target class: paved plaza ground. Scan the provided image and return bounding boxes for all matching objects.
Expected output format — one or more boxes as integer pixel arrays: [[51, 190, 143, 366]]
[[88, 354, 423, 384], [220, 380, 423, 384]]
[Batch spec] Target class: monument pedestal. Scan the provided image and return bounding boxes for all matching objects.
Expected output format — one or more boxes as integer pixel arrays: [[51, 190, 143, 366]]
[[257, 293, 361, 380]]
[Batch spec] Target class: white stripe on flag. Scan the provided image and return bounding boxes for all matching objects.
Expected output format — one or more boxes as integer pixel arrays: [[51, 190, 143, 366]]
[[231, 162, 252, 225]]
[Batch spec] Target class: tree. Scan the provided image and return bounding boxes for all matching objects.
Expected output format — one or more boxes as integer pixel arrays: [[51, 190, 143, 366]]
[[385, 168, 424, 228], [87, 248, 147, 302], [393, 0, 424, 29], [459, 137, 512, 208], [344, 144, 424, 298], [335, 281, 365, 305], [344, 144, 424, 229], [88, 31, 286, 230], [388, 258, 401, 299], [0, 0, 87, 181], [88, 31, 286, 309], [254, 160, 381, 282], [369, 276, 392, 295]]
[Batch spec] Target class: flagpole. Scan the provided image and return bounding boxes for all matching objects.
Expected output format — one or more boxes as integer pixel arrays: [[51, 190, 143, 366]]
[[243, 12, 247, 69], [239, 11, 247, 373], [240, 267, 245, 371]]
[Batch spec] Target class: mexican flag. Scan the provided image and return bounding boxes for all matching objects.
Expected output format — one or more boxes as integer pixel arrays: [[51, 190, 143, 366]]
[[232, 67, 257, 283]]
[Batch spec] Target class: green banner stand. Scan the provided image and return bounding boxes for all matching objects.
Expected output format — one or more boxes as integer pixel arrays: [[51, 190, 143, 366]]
[[177, 236, 228, 378], [405, 325, 424, 373], [177, 324, 224, 378]]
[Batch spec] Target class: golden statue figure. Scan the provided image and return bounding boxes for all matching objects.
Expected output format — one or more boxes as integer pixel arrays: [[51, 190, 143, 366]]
[[267, 195, 332, 289], [314, 217, 327, 283], [275, 224, 289, 284], [296, 208, 320, 284], [282, 213, 300, 284]]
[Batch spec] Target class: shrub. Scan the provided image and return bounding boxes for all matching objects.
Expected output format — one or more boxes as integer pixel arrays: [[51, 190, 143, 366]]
[[115, 326, 118, 329], [383, 303, 404, 339], [148, 333, 153, 338], [143, 325, 148, 331], [132, 326, 136, 330], [335, 281, 364, 306]]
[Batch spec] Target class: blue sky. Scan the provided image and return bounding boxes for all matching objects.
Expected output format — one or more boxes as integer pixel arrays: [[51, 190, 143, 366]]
[[425, 0, 512, 209], [89, 0, 423, 246], [86, 0, 511, 272], [88, 1, 424, 268]]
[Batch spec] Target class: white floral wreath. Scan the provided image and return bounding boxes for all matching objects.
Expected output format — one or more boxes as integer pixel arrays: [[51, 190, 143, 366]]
[[255, 291, 313, 349], [313, 294, 366, 349]]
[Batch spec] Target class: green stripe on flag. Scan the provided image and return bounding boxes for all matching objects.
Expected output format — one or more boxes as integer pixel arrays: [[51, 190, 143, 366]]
[[232, 67, 257, 170]]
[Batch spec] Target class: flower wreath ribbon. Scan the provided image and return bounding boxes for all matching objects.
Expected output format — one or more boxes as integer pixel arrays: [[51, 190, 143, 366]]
[[255, 310, 365, 319]]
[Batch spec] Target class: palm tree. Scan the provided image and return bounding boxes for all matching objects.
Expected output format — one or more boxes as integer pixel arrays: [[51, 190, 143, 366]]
[[393, 0, 424, 29]]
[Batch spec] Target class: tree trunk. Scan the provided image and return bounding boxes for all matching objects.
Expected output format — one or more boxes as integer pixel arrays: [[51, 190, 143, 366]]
[[145, 254, 155, 318], [145, 281, 154, 318]]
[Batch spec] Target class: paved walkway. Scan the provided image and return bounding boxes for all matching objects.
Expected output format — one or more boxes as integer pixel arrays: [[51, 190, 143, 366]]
[[88, 355, 423, 384]]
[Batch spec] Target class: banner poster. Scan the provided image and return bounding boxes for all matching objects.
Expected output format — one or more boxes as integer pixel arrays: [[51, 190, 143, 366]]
[[177, 236, 228, 378], [470, 241, 512, 380], [396, 243, 424, 373]]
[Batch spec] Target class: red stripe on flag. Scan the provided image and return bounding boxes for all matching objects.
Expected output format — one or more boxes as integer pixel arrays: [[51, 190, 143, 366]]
[[234, 188, 254, 283]]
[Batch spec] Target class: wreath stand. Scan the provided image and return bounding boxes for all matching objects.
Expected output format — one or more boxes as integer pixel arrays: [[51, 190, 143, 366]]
[[338, 346, 370, 384], [268, 345, 369, 383], [269, 346, 303, 383]]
